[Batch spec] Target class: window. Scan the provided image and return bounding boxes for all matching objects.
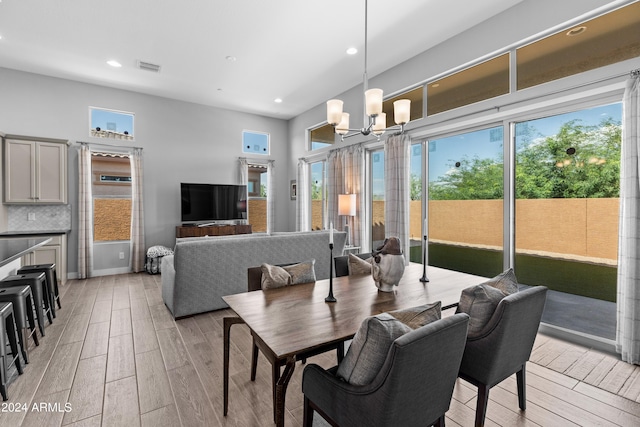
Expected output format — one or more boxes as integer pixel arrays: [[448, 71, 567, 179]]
[[309, 123, 335, 151], [310, 161, 327, 230], [427, 126, 505, 278], [242, 130, 270, 155], [517, 2, 640, 90], [514, 103, 621, 311], [371, 149, 385, 250], [92, 153, 131, 242], [427, 54, 510, 116], [382, 86, 424, 127], [89, 107, 134, 140]]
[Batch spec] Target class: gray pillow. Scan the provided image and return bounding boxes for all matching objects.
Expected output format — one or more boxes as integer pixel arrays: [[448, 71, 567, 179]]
[[457, 268, 519, 337], [283, 259, 316, 284], [484, 267, 519, 294], [336, 313, 411, 386], [457, 284, 509, 338], [260, 264, 292, 290], [348, 253, 372, 275], [388, 301, 441, 329]]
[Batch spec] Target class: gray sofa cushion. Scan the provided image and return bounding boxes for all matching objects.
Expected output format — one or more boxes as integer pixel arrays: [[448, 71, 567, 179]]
[[336, 313, 411, 386]]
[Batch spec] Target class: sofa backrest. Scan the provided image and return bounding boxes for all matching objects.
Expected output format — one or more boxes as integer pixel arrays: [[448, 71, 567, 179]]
[[171, 230, 346, 313]]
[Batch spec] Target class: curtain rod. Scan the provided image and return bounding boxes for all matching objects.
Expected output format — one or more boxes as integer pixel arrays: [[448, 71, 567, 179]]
[[78, 141, 143, 150]]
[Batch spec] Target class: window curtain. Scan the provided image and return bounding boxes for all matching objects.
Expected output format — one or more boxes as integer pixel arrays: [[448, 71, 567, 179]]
[[297, 158, 310, 231], [129, 148, 145, 273], [238, 158, 248, 184], [327, 144, 364, 247], [384, 134, 411, 263], [616, 72, 640, 365], [267, 160, 275, 233], [78, 144, 94, 279]]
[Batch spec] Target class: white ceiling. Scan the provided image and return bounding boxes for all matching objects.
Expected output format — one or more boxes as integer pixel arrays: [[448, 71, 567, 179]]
[[0, 0, 524, 119]]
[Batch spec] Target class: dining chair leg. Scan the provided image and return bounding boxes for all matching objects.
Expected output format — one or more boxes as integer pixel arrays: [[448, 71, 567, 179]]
[[433, 415, 445, 427], [250, 338, 259, 381], [475, 383, 490, 427], [303, 396, 314, 427], [517, 365, 527, 410]]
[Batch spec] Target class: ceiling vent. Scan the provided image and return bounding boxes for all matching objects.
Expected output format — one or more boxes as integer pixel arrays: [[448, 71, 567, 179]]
[[137, 60, 161, 73]]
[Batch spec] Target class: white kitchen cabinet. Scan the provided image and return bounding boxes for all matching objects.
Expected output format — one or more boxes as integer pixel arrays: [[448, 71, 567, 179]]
[[4, 135, 68, 204], [21, 234, 67, 285]]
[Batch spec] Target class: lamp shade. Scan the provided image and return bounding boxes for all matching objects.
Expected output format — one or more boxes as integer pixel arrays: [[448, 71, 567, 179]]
[[336, 113, 350, 135], [338, 193, 357, 216], [372, 113, 386, 136], [393, 99, 411, 125], [365, 88, 383, 116], [327, 99, 344, 125]]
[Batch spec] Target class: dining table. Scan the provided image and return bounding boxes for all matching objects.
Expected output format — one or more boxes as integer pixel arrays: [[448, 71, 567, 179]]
[[222, 262, 489, 427]]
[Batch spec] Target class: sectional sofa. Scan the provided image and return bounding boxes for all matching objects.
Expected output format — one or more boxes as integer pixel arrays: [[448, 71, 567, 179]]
[[161, 230, 347, 318]]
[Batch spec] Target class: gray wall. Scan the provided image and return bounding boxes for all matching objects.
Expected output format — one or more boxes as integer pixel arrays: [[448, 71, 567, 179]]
[[0, 68, 289, 276]]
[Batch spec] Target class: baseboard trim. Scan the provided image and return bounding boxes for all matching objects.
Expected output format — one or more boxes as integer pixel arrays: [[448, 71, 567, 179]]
[[539, 322, 617, 356], [67, 267, 132, 279]]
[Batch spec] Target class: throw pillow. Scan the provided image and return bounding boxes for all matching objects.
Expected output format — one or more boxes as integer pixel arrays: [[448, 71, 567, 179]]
[[457, 284, 509, 337], [388, 301, 442, 329], [484, 267, 519, 294], [336, 313, 411, 386], [456, 268, 520, 337], [348, 253, 372, 275], [283, 259, 317, 285], [260, 264, 292, 290]]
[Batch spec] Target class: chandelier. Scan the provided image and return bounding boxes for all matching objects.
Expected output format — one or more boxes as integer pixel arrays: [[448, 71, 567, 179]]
[[326, 0, 411, 141]]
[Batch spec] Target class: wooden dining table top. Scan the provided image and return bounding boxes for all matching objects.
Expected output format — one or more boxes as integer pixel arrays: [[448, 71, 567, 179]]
[[223, 263, 488, 360]]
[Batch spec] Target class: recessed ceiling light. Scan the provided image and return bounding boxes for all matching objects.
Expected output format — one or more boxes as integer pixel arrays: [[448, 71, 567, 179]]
[[226, 56, 237, 62], [274, 98, 283, 103], [566, 26, 587, 36], [431, 83, 440, 88], [346, 47, 358, 55], [107, 60, 122, 68]]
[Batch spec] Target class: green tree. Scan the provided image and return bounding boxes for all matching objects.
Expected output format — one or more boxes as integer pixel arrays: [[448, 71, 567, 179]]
[[428, 118, 621, 200], [410, 173, 422, 200]]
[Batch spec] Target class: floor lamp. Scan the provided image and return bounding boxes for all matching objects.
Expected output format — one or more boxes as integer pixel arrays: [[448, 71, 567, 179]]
[[338, 194, 356, 247]]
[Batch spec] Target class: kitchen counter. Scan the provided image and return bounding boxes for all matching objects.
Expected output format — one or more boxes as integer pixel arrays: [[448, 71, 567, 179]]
[[0, 230, 70, 237], [0, 237, 52, 268]]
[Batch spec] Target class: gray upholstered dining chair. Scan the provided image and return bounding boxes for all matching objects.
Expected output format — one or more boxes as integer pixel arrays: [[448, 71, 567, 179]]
[[302, 313, 470, 427], [458, 285, 547, 427]]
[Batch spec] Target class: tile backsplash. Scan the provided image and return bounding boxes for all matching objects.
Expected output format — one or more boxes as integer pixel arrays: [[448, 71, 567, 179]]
[[8, 204, 71, 231]]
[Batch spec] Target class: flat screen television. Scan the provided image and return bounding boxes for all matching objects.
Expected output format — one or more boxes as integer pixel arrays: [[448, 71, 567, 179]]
[[181, 183, 247, 223]]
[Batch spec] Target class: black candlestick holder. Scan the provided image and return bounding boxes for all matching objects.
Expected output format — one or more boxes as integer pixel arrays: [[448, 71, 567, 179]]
[[325, 243, 336, 302], [420, 235, 429, 282]]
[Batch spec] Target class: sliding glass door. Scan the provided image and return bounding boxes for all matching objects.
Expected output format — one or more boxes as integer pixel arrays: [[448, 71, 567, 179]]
[[513, 103, 621, 338], [427, 126, 505, 278]]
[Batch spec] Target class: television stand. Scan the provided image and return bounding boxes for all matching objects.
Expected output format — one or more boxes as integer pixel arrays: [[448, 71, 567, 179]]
[[197, 222, 216, 227], [176, 224, 252, 238]]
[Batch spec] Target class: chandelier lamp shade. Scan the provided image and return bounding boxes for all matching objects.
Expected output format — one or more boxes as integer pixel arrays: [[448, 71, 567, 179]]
[[326, 0, 411, 141]]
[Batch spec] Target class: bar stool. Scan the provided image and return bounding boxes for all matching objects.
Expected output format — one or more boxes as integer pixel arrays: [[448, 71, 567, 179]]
[[0, 302, 24, 401], [1, 272, 51, 337], [18, 264, 61, 313], [0, 286, 40, 363]]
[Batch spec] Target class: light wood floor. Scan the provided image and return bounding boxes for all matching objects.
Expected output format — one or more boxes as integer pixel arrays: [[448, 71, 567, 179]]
[[1, 273, 639, 427]]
